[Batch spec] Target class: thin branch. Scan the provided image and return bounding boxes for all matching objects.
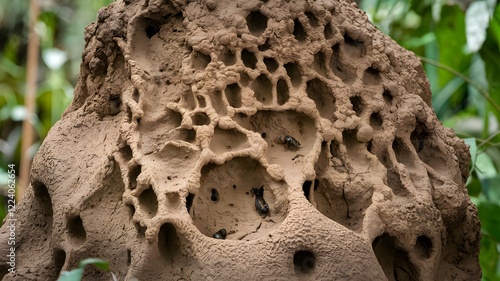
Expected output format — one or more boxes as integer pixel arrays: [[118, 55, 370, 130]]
[[418, 56, 500, 115], [478, 130, 500, 149], [19, 0, 40, 200]]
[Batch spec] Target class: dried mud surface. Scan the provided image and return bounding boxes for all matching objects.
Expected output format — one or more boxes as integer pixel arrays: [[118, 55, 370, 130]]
[[0, 0, 480, 280]]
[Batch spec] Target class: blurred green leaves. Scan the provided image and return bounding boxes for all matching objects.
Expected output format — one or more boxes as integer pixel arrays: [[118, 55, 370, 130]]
[[0, 0, 112, 196]]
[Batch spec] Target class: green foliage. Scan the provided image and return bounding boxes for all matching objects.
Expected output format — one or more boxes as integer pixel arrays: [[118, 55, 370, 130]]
[[362, 0, 500, 279], [57, 258, 116, 281], [0, 0, 113, 206]]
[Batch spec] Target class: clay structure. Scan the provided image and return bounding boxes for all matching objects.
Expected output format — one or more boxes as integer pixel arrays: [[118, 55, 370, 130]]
[[0, 0, 480, 280]]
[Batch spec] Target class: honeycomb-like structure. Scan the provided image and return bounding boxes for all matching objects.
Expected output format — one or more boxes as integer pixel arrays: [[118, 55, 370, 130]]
[[0, 0, 480, 280]]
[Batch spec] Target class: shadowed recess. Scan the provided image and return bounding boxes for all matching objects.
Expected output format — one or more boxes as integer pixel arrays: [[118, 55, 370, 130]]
[[138, 186, 159, 217], [392, 138, 414, 168], [196, 95, 206, 108], [305, 11, 318, 27], [67, 215, 86, 244], [109, 93, 122, 115], [158, 223, 181, 262], [324, 21, 334, 39], [225, 83, 242, 108], [372, 234, 420, 281], [210, 91, 227, 115], [370, 112, 383, 130], [145, 23, 160, 38], [414, 235, 433, 260], [306, 78, 336, 119], [239, 72, 251, 86], [410, 121, 430, 154], [246, 11, 268, 37], [363, 67, 381, 86], [119, 145, 133, 162], [264, 57, 279, 72], [284, 62, 302, 88], [293, 18, 307, 42], [250, 74, 273, 105], [192, 112, 210, 125], [186, 193, 195, 213], [241, 49, 258, 69], [53, 249, 66, 278], [313, 51, 328, 77], [302, 180, 318, 201], [294, 250, 315, 275], [32, 181, 54, 228], [258, 39, 271, 51], [376, 151, 410, 197], [192, 51, 211, 70], [178, 128, 196, 143], [350, 96, 364, 116], [343, 32, 365, 57], [128, 163, 141, 190], [134, 222, 146, 237], [330, 44, 356, 83], [383, 88, 393, 105], [218, 47, 236, 66], [276, 79, 290, 105]]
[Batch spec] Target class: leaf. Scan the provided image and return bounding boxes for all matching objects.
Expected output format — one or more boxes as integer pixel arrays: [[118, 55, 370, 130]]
[[479, 234, 499, 281], [477, 202, 500, 242], [57, 269, 84, 281], [432, 5, 471, 109], [466, 175, 482, 197], [78, 258, 110, 271], [466, 1, 491, 52], [476, 152, 498, 179], [57, 259, 110, 281], [480, 3, 500, 121], [432, 0, 445, 22], [480, 175, 500, 202]]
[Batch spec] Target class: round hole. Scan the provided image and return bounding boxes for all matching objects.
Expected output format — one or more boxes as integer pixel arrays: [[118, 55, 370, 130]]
[[210, 188, 219, 202], [293, 250, 315, 274]]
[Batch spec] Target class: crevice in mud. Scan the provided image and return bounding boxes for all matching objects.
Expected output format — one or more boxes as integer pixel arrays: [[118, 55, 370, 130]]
[[53, 249, 66, 278], [284, 62, 302, 88], [225, 83, 242, 108], [372, 234, 420, 281], [276, 79, 290, 105], [330, 44, 356, 84], [293, 18, 307, 42], [67, 215, 86, 245], [241, 49, 258, 69], [306, 78, 336, 119], [158, 223, 181, 262]]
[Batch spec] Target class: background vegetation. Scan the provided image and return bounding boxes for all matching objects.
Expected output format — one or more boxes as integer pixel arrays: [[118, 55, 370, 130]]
[[0, 0, 499, 279]]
